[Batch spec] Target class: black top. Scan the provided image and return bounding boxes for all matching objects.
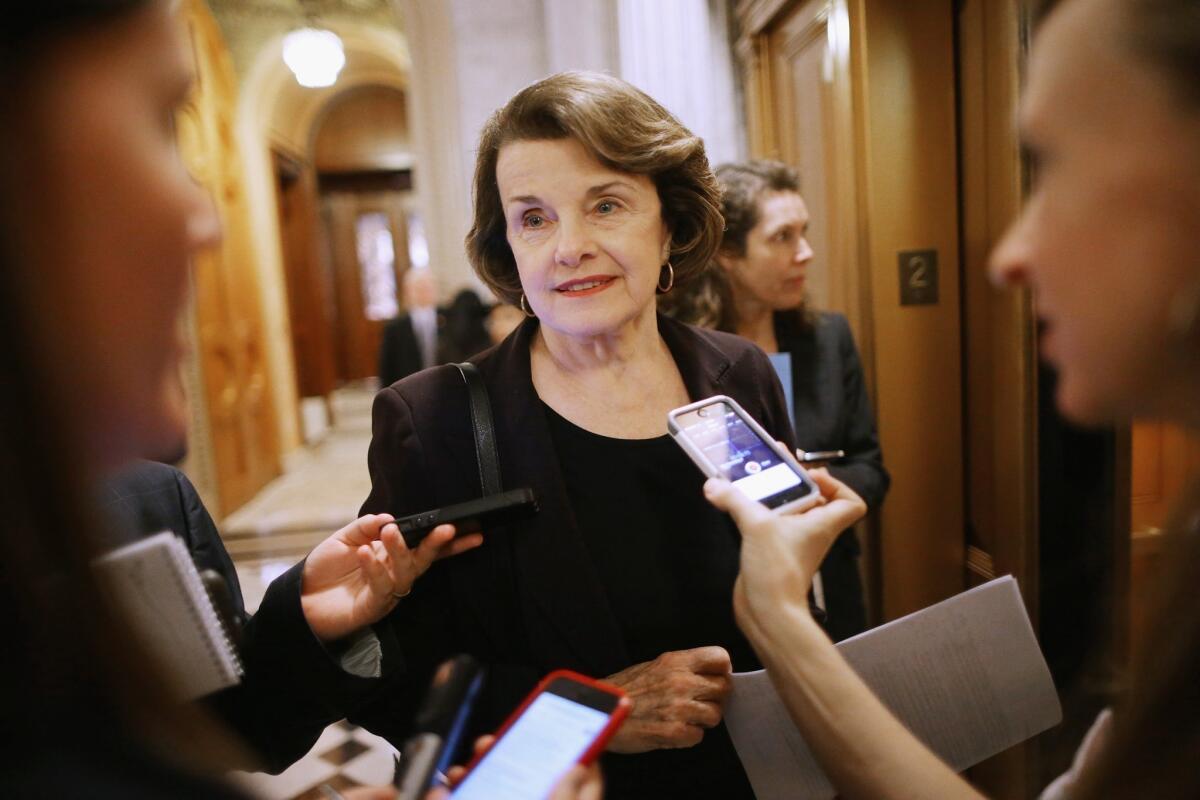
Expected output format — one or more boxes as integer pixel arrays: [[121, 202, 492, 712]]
[[776, 310, 888, 510], [352, 316, 796, 790], [544, 403, 758, 799]]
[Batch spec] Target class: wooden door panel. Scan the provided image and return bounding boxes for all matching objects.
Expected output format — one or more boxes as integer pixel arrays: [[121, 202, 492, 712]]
[[1130, 421, 1200, 657], [179, 0, 280, 516]]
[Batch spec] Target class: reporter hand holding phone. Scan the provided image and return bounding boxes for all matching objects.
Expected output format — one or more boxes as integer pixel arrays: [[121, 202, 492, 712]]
[[301, 514, 483, 642], [702, 469, 865, 628], [602, 646, 733, 753]]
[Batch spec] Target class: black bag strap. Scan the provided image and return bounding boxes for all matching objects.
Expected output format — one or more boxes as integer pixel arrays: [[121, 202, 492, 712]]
[[454, 362, 503, 495]]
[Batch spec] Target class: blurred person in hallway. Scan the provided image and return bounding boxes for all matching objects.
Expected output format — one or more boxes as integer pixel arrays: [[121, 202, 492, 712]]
[[486, 300, 527, 345], [663, 160, 889, 641], [379, 267, 441, 387], [705, 0, 1200, 797], [437, 288, 494, 363]]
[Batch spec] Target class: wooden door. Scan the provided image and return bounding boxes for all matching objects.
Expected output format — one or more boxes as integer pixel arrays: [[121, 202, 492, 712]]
[[321, 190, 411, 382], [738, 0, 965, 623], [745, 0, 869, 355], [275, 150, 338, 400], [177, 0, 280, 516]]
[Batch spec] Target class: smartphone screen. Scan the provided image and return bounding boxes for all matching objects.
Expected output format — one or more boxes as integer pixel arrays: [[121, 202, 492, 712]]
[[674, 400, 813, 509], [452, 678, 619, 800]]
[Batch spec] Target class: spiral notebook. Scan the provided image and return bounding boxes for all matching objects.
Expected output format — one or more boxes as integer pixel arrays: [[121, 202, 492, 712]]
[[93, 531, 243, 700]]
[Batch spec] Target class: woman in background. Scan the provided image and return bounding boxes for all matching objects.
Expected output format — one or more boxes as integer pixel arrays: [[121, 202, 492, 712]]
[[664, 160, 888, 641], [708, 0, 1200, 796]]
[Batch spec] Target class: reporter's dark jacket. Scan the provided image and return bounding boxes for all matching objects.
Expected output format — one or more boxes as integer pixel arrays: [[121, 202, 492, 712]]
[[350, 315, 797, 777], [777, 310, 889, 640], [103, 461, 392, 774]]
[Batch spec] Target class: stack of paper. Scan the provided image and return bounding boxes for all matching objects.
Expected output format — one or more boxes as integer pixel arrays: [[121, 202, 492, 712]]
[[724, 576, 1061, 800]]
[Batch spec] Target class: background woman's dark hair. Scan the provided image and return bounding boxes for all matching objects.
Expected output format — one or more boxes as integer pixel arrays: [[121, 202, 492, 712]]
[[1028, 1, 1200, 798], [1, 1, 246, 789], [465, 71, 724, 306], [438, 288, 494, 363], [660, 160, 813, 333]]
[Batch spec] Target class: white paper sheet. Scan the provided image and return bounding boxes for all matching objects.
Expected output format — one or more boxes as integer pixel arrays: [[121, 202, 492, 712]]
[[724, 576, 1061, 800]]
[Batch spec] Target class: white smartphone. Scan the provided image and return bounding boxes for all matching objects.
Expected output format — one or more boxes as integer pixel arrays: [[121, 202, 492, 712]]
[[668, 395, 820, 513]]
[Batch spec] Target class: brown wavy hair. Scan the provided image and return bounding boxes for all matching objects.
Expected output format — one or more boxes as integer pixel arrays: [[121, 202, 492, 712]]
[[465, 71, 724, 306], [660, 160, 813, 333]]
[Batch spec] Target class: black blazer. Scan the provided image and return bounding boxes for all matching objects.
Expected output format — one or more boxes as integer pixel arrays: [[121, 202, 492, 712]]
[[779, 310, 889, 510], [103, 461, 390, 774], [778, 311, 889, 641], [352, 314, 797, 745], [378, 314, 423, 387]]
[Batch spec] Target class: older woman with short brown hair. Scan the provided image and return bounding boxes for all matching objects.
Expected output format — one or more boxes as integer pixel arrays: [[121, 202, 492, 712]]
[[353, 71, 797, 798]]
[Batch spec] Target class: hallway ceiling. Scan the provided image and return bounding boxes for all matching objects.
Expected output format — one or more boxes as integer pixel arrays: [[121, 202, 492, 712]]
[[209, 0, 392, 14], [207, 0, 403, 78]]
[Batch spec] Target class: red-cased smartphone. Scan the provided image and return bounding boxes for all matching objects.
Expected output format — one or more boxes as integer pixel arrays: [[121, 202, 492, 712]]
[[450, 670, 630, 800]]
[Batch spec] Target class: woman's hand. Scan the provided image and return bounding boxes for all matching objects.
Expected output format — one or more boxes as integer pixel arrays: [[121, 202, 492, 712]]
[[301, 514, 484, 642], [547, 764, 604, 800], [704, 469, 865, 631], [603, 646, 732, 753]]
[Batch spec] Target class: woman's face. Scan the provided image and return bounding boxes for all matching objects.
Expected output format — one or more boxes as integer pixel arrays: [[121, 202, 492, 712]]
[[991, 0, 1200, 425], [496, 138, 672, 340], [718, 190, 813, 312], [9, 0, 219, 470]]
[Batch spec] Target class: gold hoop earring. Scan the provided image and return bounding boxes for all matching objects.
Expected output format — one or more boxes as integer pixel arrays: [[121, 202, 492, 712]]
[[657, 262, 675, 294], [519, 292, 536, 317]]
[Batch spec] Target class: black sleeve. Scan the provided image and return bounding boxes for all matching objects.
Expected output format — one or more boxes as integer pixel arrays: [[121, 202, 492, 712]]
[[353, 383, 543, 746], [825, 315, 890, 510], [379, 321, 396, 388], [170, 469, 246, 622], [206, 561, 406, 773]]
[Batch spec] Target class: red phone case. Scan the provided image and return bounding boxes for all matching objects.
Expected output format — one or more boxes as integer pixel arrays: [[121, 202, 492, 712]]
[[457, 669, 630, 779]]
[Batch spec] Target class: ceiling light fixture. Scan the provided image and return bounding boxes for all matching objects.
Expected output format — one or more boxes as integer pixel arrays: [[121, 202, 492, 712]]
[[282, 27, 345, 88]]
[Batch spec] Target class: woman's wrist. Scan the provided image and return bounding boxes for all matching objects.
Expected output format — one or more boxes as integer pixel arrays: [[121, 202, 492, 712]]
[[738, 586, 821, 653]]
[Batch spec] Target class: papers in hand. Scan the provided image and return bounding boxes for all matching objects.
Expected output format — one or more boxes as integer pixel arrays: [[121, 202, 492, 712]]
[[93, 531, 243, 700], [724, 576, 1061, 800]]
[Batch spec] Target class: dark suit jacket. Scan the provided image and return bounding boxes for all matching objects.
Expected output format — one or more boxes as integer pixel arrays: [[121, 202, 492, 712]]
[[778, 310, 890, 640], [103, 461, 391, 774], [379, 312, 438, 387], [352, 315, 797, 792]]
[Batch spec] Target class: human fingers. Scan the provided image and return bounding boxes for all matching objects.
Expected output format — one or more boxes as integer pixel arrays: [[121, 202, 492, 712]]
[[689, 671, 733, 703], [808, 468, 864, 507], [378, 523, 411, 576], [674, 645, 732, 676], [411, 524, 458, 574], [435, 532, 484, 560], [703, 478, 772, 532], [339, 514, 395, 547], [798, 474, 867, 532], [548, 764, 603, 800], [358, 543, 394, 599], [445, 734, 496, 785], [682, 697, 725, 728]]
